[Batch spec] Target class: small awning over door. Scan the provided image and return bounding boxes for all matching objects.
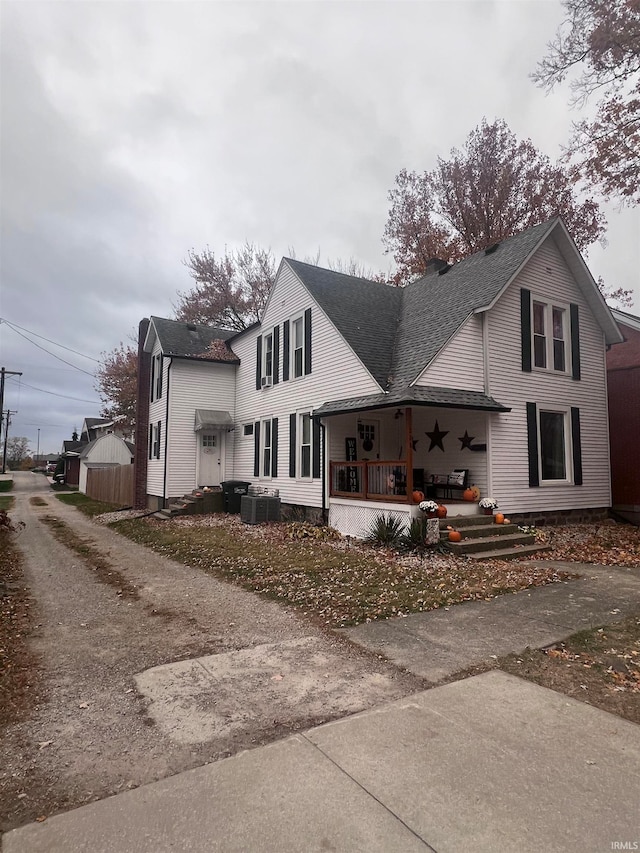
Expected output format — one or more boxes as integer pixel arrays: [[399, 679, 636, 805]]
[[194, 409, 234, 431]]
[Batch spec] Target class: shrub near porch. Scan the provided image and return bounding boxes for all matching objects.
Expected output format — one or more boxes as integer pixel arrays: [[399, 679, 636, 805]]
[[113, 515, 575, 628]]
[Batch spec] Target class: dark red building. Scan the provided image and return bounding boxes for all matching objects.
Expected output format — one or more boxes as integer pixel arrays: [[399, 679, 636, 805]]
[[607, 309, 640, 525]]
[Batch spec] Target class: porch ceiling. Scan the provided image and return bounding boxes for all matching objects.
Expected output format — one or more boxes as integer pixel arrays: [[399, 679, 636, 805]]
[[313, 385, 510, 418]]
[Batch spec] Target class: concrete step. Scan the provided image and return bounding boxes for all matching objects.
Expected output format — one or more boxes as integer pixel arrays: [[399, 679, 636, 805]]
[[464, 544, 551, 561], [439, 523, 519, 540], [447, 532, 535, 555], [438, 514, 497, 528]]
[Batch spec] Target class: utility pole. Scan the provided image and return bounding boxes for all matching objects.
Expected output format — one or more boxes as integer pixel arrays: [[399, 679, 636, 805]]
[[0, 368, 23, 468], [2, 410, 17, 474], [36, 428, 40, 466]]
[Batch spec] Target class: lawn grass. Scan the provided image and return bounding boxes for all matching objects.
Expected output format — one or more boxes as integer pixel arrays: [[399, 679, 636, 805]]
[[112, 516, 575, 628], [0, 480, 13, 493], [55, 493, 119, 517], [0, 496, 14, 511]]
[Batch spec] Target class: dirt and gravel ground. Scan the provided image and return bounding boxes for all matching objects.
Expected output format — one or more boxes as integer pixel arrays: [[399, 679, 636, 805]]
[[0, 473, 422, 833]]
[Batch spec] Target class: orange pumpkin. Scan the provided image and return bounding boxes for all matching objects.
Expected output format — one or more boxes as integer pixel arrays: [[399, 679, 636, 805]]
[[495, 513, 505, 524], [463, 487, 475, 502], [448, 529, 462, 542], [437, 505, 448, 519], [412, 490, 424, 504]]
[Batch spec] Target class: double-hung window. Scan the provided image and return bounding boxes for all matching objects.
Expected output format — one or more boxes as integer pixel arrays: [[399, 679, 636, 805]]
[[532, 300, 568, 373], [262, 332, 273, 386], [151, 354, 163, 401], [299, 412, 312, 478], [292, 316, 304, 379], [527, 402, 582, 487], [262, 418, 272, 477]]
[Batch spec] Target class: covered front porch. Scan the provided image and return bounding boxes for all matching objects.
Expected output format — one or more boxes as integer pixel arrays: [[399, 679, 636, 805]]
[[315, 388, 509, 538]]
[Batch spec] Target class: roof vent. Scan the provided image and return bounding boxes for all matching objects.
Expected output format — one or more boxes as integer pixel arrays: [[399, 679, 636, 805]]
[[438, 264, 452, 276], [485, 243, 500, 255], [186, 324, 197, 332]]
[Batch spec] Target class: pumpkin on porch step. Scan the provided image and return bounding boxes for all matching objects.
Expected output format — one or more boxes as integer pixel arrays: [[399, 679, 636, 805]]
[[463, 487, 475, 502], [494, 512, 505, 524], [448, 529, 462, 542], [412, 490, 425, 504], [469, 484, 480, 501], [436, 504, 447, 519]]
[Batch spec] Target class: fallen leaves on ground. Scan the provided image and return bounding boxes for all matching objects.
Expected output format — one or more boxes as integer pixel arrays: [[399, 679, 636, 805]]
[[0, 529, 39, 728], [529, 521, 640, 566], [113, 515, 576, 628]]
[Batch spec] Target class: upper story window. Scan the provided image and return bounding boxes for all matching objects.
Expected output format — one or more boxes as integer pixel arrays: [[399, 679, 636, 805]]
[[531, 299, 569, 374], [262, 331, 273, 387], [150, 354, 163, 402], [292, 316, 304, 379]]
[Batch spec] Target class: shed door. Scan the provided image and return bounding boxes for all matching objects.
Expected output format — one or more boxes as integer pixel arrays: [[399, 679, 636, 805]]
[[198, 432, 222, 487]]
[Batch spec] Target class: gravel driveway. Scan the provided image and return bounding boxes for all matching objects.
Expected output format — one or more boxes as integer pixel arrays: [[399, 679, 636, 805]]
[[1, 473, 422, 832]]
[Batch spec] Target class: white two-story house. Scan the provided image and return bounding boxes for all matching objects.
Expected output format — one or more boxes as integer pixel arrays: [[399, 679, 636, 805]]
[[134, 217, 622, 536]]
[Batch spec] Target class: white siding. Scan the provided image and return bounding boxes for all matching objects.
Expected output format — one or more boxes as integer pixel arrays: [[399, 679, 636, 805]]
[[414, 314, 485, 391], [78, 434, 133, 493], [147, 336, 168, 499], [487, 237, 611, 514], [232, 261, 381, 508], [165, 359, 236, 499]]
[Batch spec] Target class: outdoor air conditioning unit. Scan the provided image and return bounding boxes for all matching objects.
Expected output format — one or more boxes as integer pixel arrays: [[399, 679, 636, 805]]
[[261, 376, 272, 387], [241, 494, 281, 524]]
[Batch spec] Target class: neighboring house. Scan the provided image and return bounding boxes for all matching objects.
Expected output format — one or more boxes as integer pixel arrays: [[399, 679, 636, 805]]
[[60, 416, 135, 487], [134, 217, 622, 536], [60, 440, 85, 486], [81, 416, 133, 443], [607, 309, 640, 526], [77, 433, 135, 494]]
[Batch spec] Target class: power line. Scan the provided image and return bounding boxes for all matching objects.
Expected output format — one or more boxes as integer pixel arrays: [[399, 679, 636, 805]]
[[6, 377, 100, 404], [0, 318, 102, 363], [1, 322, 97, 377]]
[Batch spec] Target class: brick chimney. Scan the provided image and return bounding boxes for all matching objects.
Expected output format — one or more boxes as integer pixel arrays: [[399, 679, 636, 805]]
[[133, 318, 151, 509]]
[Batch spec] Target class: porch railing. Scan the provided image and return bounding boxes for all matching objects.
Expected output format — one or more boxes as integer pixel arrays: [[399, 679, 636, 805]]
[[330, 461, 409, 502]]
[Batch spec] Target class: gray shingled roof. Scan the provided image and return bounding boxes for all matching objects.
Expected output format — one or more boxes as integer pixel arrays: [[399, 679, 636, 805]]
[[290, 218, 558, 395], [283, 260, 402, 387], [151, 316, 238, 360], [314, 386, 510, 418]]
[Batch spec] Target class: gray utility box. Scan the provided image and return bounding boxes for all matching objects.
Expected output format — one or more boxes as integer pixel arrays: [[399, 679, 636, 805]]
[[240, 494, 281, 524]]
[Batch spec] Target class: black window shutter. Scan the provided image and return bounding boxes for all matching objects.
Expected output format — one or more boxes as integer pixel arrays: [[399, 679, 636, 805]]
[[256, 335, 262, 390], [571, 407, 583, 485], [273, 326, 280, 385], [570, 304, 581, 380], [304, 308, 312, 375], [526, 402, 539, 487], [521, 289, 532, 372], [271, 418, 278, 478], [289, 413, 296, 478], [282, 321, 290, 382], [312, 416, 321, 479], [150, 357, 156, 402], [157, 421, 162, 459], [148, 424, 153, 459], [253, 421, 260, 477]]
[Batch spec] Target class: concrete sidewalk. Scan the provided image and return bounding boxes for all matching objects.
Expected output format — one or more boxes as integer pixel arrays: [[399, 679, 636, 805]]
[[343, 562, 640, 681], [4, 671, 639, 853]]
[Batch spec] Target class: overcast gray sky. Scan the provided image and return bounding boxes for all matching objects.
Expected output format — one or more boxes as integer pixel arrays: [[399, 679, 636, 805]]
[[1, 0, 638, 455]]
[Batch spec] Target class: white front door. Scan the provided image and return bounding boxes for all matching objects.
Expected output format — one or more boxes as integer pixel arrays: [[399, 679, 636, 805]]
[[198, 431, 222, 487]]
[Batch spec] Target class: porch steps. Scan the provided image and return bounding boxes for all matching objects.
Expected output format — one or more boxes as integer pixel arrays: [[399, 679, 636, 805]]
[[153, 488, 225, 520], [440, 516, 550, 561]]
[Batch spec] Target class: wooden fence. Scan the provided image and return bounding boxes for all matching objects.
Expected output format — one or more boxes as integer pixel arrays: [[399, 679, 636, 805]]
[[86, 464, 134, 508]]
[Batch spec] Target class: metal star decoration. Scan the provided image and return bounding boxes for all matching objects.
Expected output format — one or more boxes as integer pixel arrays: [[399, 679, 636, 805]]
[[458, 430, 475, 450], [426, 420, 448, 452]]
